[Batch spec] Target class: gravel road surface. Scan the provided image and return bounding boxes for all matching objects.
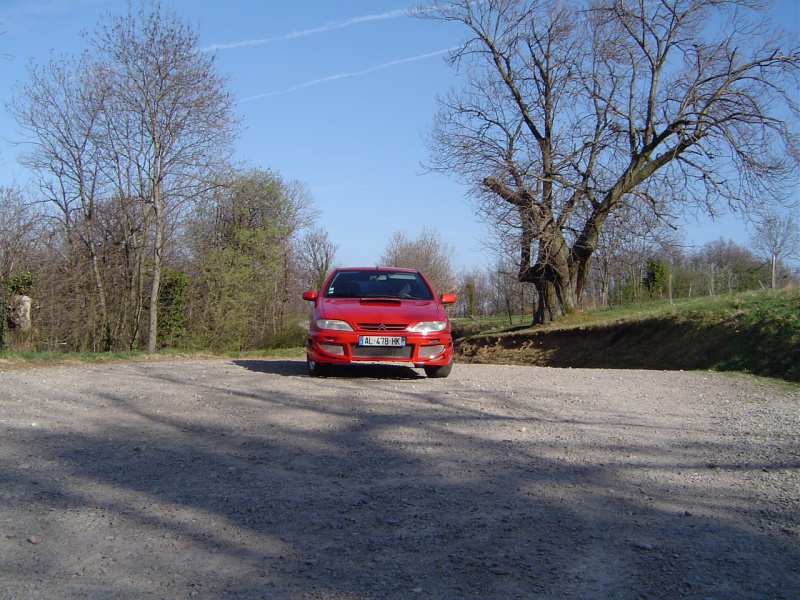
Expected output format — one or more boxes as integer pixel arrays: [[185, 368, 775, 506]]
[[1, 358, 798, 599]]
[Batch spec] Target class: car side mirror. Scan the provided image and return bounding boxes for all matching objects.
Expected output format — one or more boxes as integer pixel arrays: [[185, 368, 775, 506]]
[[302, 290, 318, 301], [440, 293, 456, 304]]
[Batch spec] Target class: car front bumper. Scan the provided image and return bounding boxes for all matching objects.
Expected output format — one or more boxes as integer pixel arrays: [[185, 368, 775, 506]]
[[306, 330, 454, 367]]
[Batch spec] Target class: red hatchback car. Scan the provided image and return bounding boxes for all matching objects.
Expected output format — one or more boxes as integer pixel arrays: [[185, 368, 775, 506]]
[[301, 267, 457, 377]]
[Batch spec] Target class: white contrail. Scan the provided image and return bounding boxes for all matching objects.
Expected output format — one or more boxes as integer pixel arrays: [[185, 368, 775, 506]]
[[239, 48, 453, 103], [204, 8, 409, 52]]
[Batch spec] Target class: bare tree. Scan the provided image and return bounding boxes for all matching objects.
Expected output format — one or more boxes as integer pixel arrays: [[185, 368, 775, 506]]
[[421, 0, 799, 323], [379, 227, 457, 294], [701, 238, 764, 293], [488, 257, 536, 322], [0, 187, 45, 350], [455, 267, 492, 317], [7, 52, 117, 348], [590, 198, 682, 306], [0, 187, 39, 283], [749, 210, 800, 289], [7, 2, 240, 351], [91, 1, 240, 350], [296, 227, 339, 291]]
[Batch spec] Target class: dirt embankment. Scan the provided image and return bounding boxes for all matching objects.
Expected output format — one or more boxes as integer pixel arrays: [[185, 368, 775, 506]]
[[454, 315, 798, 381]]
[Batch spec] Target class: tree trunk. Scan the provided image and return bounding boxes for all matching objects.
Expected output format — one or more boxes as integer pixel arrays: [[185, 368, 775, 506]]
[[533, 280, 562, 324], [147, 202, 163, 352], [526, 260, 577, 324], [771, 254, 777, 290], [87, 243, 112, 351], [521, 230, 578, 325]]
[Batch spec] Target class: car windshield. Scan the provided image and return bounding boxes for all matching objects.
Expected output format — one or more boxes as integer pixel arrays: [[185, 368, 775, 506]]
[[324, 270, 434, 300]]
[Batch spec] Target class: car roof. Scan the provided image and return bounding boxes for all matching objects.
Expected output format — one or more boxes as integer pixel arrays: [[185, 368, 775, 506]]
[[333, 267, 420, 274]]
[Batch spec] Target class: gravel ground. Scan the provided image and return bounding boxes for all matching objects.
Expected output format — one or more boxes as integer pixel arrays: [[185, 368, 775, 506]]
[[0, 358, 798, 599]]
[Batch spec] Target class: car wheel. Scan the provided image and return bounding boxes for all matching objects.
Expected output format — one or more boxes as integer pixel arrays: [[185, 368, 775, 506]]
[[424, 358, 453, 378], [307, 359, 332, 377]]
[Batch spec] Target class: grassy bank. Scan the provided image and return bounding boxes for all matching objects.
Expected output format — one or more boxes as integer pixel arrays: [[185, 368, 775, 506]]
[[454, 287, 800, 382]]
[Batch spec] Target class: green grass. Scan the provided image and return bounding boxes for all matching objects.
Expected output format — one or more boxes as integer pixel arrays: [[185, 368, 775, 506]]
[[0, 346, 305, 368]]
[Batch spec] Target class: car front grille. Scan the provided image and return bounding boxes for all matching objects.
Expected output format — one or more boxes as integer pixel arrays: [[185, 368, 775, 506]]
[[351, 345, 413, 359], [357, 323, 409, 331]]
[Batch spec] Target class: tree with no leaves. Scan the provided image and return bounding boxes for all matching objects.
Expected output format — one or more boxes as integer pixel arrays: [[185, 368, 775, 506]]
[[8, 51, 116, 348], [0, 187, 42, 349], [379, 227, 457, 295], [9, 1, 240, 351], [421, 0, 799, 323], [749, 210, 799, 289], [296, 227, 339, 292], [90, 1, 240, 350]]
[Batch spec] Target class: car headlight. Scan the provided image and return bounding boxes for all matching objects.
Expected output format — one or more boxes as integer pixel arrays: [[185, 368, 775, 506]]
[[316, 319, 353, 331], [408, 321, 447, 332]]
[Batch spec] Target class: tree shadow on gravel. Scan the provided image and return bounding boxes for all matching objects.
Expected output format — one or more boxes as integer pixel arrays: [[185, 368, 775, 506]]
[[1, 361, 797, 600], [232, 359, 308, 376], [234, 358, 426, 379]]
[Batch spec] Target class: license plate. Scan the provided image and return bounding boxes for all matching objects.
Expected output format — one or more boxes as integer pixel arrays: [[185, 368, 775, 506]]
[[359, 336, 406, 347]]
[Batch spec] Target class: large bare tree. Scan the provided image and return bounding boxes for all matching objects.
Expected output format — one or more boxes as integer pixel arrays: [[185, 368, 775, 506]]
[[421, 0, 799, 323], [90, 1, 240, 350]]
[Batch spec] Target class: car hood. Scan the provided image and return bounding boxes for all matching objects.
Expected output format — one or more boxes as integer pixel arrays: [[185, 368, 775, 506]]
[[317, 298, 447, 326]]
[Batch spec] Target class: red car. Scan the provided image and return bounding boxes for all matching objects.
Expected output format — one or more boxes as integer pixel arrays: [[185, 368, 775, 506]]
[[301, 267, 456, 378]]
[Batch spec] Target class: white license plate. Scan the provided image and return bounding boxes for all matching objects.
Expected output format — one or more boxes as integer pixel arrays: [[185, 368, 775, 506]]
[[359, 336, 406, 347]]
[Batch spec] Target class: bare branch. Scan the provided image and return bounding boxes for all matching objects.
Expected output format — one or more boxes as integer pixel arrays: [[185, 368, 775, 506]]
[[419, 0, 799, 322]]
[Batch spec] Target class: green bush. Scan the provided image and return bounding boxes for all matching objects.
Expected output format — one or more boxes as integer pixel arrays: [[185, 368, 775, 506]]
[[265, 324, 307, 350]]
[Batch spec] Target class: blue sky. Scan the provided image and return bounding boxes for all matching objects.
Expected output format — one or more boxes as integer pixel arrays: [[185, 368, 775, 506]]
[[0, 0, 798, 271]]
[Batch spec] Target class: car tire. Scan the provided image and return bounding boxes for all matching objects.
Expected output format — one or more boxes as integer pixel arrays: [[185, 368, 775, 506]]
[[307, 359, 332, 377], [424, 358, 453, 378]]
